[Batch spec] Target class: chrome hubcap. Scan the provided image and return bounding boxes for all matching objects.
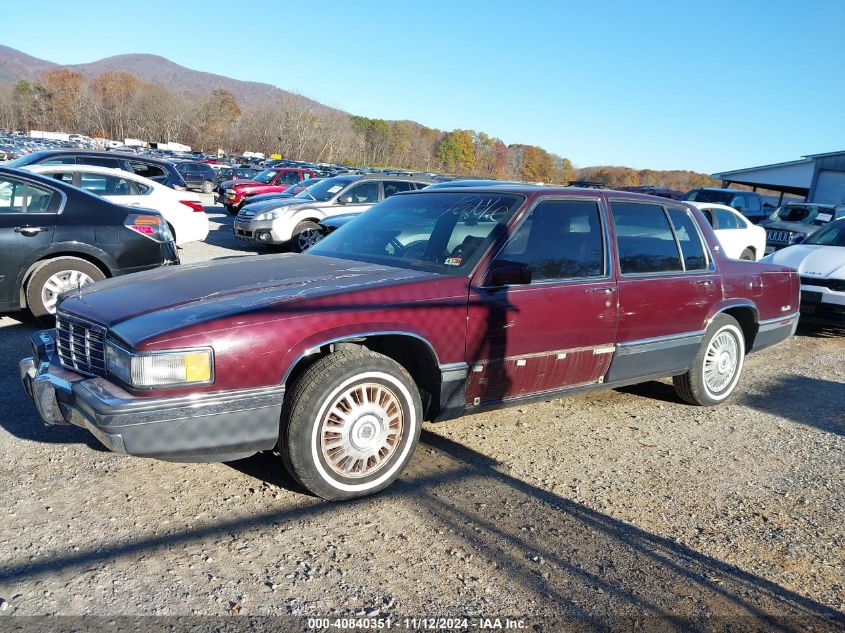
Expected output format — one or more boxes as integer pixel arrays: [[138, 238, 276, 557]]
[[41, 270, 95, 314], [319, 382, 404, 478], [298, 229, 322, 250], [704, 331, 738, 393]]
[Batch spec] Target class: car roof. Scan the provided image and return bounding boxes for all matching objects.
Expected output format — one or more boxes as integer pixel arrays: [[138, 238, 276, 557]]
[[25, 148, 174, 167], [24, 163, 150, 180], [691, 187, 759, 194], [688, 201, 742, 213], [405, 184, 690, 204]]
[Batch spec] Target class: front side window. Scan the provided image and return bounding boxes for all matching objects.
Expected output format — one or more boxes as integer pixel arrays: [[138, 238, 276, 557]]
[[0, 178, 57, 213], [46, 171, 75, 186], [309, 192, 524, 276], [805, 220, 845, 247], [279, 171, 302, 185], [498, 199, 605, 281], [611, 202, 683, 274], [667, 208, 708, 271], [343, 181, 380, 204]]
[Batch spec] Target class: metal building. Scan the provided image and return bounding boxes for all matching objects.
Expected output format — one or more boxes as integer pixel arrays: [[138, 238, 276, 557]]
[[712, 150, 845, 205]]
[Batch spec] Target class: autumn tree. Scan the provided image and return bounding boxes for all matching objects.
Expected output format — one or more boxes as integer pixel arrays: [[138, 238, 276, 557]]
[[436, 130, 474, 172], [41, 69, 86, 132]]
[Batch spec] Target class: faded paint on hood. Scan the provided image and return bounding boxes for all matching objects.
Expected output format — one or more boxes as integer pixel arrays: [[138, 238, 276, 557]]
[[57, 254, 441, 346]]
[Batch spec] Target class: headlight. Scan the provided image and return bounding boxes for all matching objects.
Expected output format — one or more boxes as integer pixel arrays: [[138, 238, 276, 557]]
[[106, 342, 213, 388], [255, 210, 281, 221]]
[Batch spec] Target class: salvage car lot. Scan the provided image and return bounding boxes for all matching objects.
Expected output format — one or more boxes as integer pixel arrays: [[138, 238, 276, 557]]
[[0, 200, 843, 627]]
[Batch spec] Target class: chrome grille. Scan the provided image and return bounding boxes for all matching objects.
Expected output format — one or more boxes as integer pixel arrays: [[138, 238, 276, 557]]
[[55, 313, 107, 377], [766, 229, 793, 243]]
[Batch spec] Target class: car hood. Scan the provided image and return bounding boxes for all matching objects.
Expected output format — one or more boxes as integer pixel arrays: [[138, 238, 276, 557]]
[[57, 254, 437, 347], [239, 198, 310, 215], [766, 244, 845, 278], [759, 220, 823, 235]]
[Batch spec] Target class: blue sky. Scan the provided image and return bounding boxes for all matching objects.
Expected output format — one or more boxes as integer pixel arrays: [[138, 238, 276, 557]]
[[3, 0, 844, 173]]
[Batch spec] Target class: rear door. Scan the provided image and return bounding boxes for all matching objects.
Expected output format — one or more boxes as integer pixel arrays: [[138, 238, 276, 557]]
[[0, 175, 59, 306], [606, 200, 720, 382]]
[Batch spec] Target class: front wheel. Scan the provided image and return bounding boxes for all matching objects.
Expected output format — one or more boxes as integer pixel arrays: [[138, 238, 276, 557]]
[[291, 221, 324, 252], [201, 180, 214, 194], [673, 314, 745, 406], [280, 349, 422, 500]]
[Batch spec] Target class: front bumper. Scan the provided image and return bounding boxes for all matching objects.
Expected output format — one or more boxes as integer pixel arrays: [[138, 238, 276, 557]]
[[800, 287, 845, 325], [233, 217, 292, 245], [20, 331, 284, 462]]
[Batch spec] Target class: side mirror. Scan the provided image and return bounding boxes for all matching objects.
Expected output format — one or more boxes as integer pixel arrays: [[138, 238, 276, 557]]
[[486, 260, 531, 286], [337, 195, 353, 205]]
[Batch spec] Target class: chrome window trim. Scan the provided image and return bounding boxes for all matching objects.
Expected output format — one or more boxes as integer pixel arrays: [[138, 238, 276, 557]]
[[608, 199, 717, 279], [479, 194, 612, 289]]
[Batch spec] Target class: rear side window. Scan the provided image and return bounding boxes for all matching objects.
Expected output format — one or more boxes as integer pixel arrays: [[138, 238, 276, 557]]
[[78, 173, 136, 196], [129, 161, 167, 181], [383, 181, 413, 198], [713, 209, 740, 229], [500, 199, 605, 281], [746, 195, 761, 213], [667, 208, 708, 271], [0, 178, 58, 213], [611, 202, 683, 274], [42, 156, 77, 166]]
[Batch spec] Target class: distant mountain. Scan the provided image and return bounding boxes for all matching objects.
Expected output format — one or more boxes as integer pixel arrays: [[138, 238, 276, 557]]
[[0, 44, 335, 113]]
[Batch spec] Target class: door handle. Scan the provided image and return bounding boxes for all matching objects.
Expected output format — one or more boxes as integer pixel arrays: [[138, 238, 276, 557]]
[[587, 287, 616, 294], [14, 226, 48, 236], [691, 280, 715, 287]]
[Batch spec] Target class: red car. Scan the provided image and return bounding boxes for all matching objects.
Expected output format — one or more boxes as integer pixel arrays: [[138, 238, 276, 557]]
[[220, 167, 316, 213], [20, 186, 799, 500]]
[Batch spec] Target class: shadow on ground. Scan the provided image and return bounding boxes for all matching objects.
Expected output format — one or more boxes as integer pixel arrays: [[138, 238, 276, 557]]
[[1, 424, 841, 630]]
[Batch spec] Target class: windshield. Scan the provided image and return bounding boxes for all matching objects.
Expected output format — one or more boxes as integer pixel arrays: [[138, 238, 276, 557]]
[[308, 192, 524, 275], [804, 219, 845, 246], [768, 204, 833, 226], [682, 189, 734, 204], [253, 169, 278, 184], [294, 177, 356, 202]]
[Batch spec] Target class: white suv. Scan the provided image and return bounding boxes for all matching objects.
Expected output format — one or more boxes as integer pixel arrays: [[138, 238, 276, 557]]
[[233, 174, 431, 251]]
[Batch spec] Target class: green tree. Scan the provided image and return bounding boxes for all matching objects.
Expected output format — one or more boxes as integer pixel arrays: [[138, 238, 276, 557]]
[[436, 130, 474, 173]]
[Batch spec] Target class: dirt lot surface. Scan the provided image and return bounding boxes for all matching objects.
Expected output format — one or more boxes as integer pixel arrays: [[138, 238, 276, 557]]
[[0, 205, 843, 631]]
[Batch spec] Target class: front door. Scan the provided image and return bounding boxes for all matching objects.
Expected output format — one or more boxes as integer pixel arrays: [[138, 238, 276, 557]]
[[466, 197, 618, 404], [0, 176, 58, 307]]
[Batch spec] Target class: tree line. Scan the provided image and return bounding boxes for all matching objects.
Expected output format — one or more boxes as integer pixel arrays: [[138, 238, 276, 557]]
[[0, 69, 716, 189]]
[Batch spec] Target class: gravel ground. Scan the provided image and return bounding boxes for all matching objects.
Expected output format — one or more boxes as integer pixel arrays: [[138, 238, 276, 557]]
[[0, 200, 843, 631]]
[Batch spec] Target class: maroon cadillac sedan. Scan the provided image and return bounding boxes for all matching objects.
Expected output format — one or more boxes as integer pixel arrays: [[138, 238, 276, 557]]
[[21, 185, 799, 499]]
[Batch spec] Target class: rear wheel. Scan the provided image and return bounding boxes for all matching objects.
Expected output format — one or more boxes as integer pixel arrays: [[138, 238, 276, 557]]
[[291, 221, 323, 252], [280, 349, 422, 500], [674, 314, 745, 406], [26, 257, 106, 319], [201, 180, 214, 194], [739, 248, 755, 261]]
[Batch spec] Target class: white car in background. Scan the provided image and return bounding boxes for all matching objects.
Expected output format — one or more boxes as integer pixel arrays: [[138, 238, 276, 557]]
[[689, 202, 766, 260], [24, 164, 209, 246], [761, 218, 845, 326]]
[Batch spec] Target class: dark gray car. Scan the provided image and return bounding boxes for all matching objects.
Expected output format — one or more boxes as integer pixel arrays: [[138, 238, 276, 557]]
[[759, 203, 845, 253]]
